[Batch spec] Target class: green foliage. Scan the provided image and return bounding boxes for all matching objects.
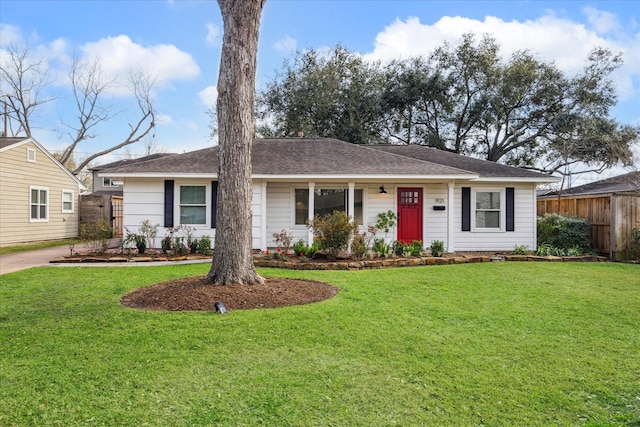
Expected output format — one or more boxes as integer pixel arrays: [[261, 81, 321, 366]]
[[80, 219, 112, 254], [292, 239, 321, 258], [410, 240, 424, 257], [430, 240, 445, 257], [537, 213, 592, 252], [198, 235, 212, 255], [124, 220, 161, 254], [124, 228, 147, 254], [257, 36, 637, 176], [375, 210, 397, 235], [372, 237, 390, 256], [392, 240, 409, 256], [512, 244, 529, 255], [309, 210, 358, 260], [535, 243, 589, 257]]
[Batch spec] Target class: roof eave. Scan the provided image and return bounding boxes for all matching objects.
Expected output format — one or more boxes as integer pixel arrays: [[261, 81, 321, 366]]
[[470, 176, 560, 183]]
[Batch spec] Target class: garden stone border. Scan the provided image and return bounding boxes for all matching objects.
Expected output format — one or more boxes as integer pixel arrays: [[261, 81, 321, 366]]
[[50, 253, 607, 270]]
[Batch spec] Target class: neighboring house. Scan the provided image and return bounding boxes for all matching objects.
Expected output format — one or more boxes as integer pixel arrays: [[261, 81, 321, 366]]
[[89, 153, 175, 193], [537, 171, 640, 260], [0, 136, 87, 246], [99, 138, 558, 252], [82, 153, 175, 237]]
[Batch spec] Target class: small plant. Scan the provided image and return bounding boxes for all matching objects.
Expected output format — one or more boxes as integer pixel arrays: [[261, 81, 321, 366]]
[[392, 240, 410, 257], [375, 210, 397, 239], [410, 240, 423, 257], [273, 229, 294, 254], [430, 240, 445, 257], [512, 244, 529, 255], [198, 235, 212, 255], [309, 210, 358, 261], [351, 232, 368, 258], [139, 220, 159, 249], [292, 239, 321, 258], [372, 237, 390, 257], [80, 219, 112, 254], [124, 229, 147, 254]]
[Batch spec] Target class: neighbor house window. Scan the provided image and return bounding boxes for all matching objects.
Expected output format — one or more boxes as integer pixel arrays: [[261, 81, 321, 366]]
[[103, 177, 119, 187], [474, 190, 501, 229], [27, 148, 36, 162], [295, 188, 363, 225], [62, 190, 74, 213], [179, 185, 206, 225], [30, 186, 48, 221]]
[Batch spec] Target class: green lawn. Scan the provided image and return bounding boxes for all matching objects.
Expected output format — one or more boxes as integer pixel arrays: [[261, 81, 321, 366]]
[[1, 263, 639, 426], [0, 239, 82, 255]]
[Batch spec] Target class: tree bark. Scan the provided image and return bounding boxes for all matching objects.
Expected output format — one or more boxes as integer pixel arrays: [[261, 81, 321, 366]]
[[207, 0, 265, 285]]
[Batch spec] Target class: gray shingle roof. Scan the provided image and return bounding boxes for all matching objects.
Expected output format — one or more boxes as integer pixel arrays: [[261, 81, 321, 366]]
[[0, 137, 28, 150], [100, 138, 554, 181], [90, 153, 176, 171], [540, 171, 640, 197], [367, 144, 553, 179], [102, 138, 474, 177]]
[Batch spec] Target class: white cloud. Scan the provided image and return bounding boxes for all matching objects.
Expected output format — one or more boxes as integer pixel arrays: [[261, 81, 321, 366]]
[[365, 10, 639, 107], [155, 112, 173, 125], [274, 35, 297, 53], [206, 23, 220, 46], [0, 23, 23, 45], [198, 85, 218, 107], [80, 35, 200, 91], [583, 6, 621, 35]]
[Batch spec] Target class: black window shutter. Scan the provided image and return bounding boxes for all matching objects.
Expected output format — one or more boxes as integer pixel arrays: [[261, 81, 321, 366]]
[[462, 187, 471, 231], [164, 180, 174, 228], [211, 181, 218, 229], [506, 187, 515, 232]]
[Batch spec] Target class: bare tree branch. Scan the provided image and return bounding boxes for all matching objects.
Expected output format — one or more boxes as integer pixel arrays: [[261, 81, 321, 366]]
[[59, 57, 116, 165], [72, 70, 156, 173], [0, 40, 54, 137]]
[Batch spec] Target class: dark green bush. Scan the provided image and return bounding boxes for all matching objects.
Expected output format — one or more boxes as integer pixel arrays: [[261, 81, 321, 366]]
[[537, 213, 592, 252]]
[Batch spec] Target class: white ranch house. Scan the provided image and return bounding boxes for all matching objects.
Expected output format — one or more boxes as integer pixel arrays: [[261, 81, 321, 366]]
[[99, 138, 558, 252]]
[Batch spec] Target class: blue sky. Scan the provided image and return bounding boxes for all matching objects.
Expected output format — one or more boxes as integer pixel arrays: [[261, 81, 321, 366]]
[[2, 0, 639, 181]]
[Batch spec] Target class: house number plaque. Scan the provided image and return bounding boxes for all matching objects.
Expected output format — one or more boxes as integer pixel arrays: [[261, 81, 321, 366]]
[[435, 198, 445, 203]]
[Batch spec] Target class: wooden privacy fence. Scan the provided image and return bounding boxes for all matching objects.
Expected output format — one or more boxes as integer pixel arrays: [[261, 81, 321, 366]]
[[79, 194, 124, 238], [537, 193, 640, 260]]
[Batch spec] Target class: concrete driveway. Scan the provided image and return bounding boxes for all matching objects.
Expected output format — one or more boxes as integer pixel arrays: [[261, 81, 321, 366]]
[[0, 245, 73, 275]]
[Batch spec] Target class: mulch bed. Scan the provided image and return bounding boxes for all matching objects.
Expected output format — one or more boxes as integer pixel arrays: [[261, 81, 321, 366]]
[[120, 276, 338, 312]]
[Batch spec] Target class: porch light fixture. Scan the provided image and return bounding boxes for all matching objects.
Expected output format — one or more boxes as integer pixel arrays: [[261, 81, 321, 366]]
[[379, 186, 387, 194]]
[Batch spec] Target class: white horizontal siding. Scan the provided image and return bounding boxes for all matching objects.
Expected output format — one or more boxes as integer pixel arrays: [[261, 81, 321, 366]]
[[452, 183, 537, 251], [423, 184, 449, 248]]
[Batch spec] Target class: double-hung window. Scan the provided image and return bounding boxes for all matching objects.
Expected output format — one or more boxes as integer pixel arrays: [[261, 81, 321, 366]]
[[62, 190, 74, 213], [30, 186, 48, 222], [179, 185, 206, 225], [474, 190, 502, 229], [295, 188, 363, 225]]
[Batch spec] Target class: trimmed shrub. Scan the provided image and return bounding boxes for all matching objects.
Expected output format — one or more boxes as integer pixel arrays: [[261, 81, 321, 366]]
[[309, 211, 358, 261]]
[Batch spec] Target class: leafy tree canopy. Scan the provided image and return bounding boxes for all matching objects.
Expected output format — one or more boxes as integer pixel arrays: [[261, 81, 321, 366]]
[[257, 35, 638, 176]]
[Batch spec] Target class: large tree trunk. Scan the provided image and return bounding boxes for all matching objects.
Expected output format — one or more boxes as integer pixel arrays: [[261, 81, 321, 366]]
[[207, 0, 265, 285]]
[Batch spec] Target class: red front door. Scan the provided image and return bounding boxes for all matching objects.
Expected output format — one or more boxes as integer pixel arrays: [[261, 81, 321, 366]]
[[397, 188, 423, 244]]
